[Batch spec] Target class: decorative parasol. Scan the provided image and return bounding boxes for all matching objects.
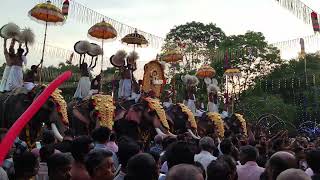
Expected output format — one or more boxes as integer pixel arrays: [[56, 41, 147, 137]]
[[161, 50, 183, 63], [121, 29, 148, 51], [224, 68, 241, 77], [196, 64, 216, 79], [29, 0, 65, 83], [88, 19, 117, 72]]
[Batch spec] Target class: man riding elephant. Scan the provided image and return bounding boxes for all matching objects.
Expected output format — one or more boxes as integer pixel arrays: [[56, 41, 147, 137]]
[[0, 86, 68, 148]]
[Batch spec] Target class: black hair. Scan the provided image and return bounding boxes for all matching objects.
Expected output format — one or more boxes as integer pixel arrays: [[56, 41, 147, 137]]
[[207, 160, 231, 180], [71, 136, 93, 162], [91, 127, 111, 144], [85, 149, 113, 177], [109, 133, 116, 142], [268, 153, 298, 180], [117, 138, 140, 169], [148, 151, 160, 163], [220, 138, 233, 155], [306, 149, 320, 174], [64, 129, 74, 138], [42, 130, 56, 145], [47, 153, 71, 177], [165, 141, 195, 169], [240, 145, 259, 162], [40, 144, 55, 162], [124, 153, 157, 180], [162, 136, 177, 150], [13, 151, 38, 177]]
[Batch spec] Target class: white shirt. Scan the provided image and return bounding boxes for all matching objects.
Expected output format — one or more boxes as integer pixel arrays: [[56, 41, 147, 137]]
[[237, 161, 264, 180], [0, 167, 8, 180], [306, 168, 314, 177], [194, 150, 217, 170]]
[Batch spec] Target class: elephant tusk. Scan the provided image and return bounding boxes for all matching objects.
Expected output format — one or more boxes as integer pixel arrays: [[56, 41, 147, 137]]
[[188, 129, 200, 139], [155, 128, 167, 138], [51, 123, 63, 142], [168, 131, 177, 138]]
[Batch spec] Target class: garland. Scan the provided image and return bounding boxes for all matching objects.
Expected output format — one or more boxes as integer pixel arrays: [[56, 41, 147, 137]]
[[50, 88, 69, 125], [177, 103, 197, 129], [37, 0, 164, 48], [144, 97, 169, 129], [91, 94, 115, 130], [275, 0, 317, 25], [234, 113, 247, 136], [207, 112, 225, 138]]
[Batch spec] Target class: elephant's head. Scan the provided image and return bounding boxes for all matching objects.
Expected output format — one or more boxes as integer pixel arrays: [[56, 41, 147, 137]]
[[166, 103, 200, 139], [224, 113, 247, 137], [197, 112, 224, 140]]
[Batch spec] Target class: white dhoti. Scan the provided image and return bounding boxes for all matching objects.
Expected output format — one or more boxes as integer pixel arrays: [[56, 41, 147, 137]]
[[6, 65, 23, 91], [74, 76, 91, 99], [208, 102, 219, 113], [120, 79, 131, 99], [23, 82, 36, 91], [0, 65, 11, 92], [187, 99, 196, 115]]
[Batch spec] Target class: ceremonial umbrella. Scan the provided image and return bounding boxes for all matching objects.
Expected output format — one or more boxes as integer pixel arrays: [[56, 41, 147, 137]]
[[29, 0, 65, 82], [88, 19, 117, 72], [196, 64, 216, 79], [121, 29, 148, 51], [161, 50, 183, 102]]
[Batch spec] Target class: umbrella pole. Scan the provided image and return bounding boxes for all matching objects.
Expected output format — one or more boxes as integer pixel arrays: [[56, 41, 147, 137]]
[[101, 39, 104, 91], [39, 21, 48, 84]]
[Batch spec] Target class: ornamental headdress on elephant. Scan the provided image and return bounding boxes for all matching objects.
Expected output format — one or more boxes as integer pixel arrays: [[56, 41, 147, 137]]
[[142, 60, 166, 98], [226, 113, 248, 137]]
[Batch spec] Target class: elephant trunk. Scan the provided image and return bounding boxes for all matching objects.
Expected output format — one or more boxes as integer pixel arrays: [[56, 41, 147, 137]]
[[188, 129, 200, 139], [51, 123, 63, 142]]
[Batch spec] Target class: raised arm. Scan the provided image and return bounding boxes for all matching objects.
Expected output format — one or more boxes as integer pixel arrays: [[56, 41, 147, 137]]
[[24, 42, 29, 56]]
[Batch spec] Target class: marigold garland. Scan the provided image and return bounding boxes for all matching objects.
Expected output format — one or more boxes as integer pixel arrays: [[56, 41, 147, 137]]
[[144, 97, 169, 129], [234, 113, 247, 136], [177, 103, 197, 129], [91, 94, 115, 130], [50, 88, 69, 125], [207, 112, 225, 138]]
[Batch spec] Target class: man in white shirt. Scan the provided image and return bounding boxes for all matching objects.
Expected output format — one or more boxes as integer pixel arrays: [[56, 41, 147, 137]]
[[194, 136, 217, 170], [237, 145, 264, 180]]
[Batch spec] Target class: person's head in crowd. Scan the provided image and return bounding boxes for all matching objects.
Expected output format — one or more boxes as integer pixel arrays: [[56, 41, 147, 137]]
[[165, 141, 195, 169], [306, 149, 320, 175], [124, 153, 158, 180], [154, 135, 163, 145], [84, 149, 115, 180], [13, 151, 39, 179], [259, 135, 267, 146], [42, 130, 56, 145], [149, 151, 161, 176], [220, 138, 234, 155], [166, 164, 204, 180], [199, 136, 215, 154], [276, 169, 311, 180], [266, 151, 298, 180], [117, 137, 140, 172], [63, 129, 74, 141], [162, 136, 177, 150], [217, 155, 237, 180], [40, 144, 55, 162], [239, 145, 259, 165], [194, 161, 206, 180], [47, 153, 72, 180], [71, 136, 93, 163], [109, 133, 116, 142], [207, 160, 233, 180], [91, 127, 111, 144], [273, 139, 285, 152]]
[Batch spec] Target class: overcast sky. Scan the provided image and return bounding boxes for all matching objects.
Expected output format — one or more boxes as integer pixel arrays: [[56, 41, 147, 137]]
[[0, 0, 319, 77]]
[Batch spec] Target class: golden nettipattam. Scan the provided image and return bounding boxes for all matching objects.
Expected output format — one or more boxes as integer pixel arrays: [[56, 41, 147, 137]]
[[144, 97, 169, 130], [207, 112, 225, 138], [177, 103, 197, 129]]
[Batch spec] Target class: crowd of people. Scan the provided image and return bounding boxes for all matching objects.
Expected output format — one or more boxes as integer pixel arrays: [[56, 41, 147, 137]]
[[1, 126, 320, 180]]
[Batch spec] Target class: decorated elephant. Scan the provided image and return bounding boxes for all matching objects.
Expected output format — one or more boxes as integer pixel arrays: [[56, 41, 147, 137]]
[[0, 86, 68, 148], [165, 103, 200, 139], [223, 113, 248, 137], [114, 97, 173, 148], [197, 112, 225, 140], [68, 94, 115, 136]]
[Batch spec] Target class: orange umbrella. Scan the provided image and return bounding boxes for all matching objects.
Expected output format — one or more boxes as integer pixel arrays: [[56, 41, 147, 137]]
[[196, 65, 216, 78], [121, 29, 148, 50], [161, 50, 183, 63], [88, 19, 117, 72], [29, 0, 65, 82]]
